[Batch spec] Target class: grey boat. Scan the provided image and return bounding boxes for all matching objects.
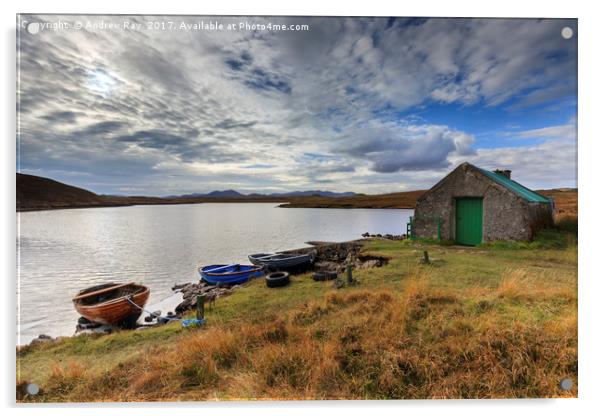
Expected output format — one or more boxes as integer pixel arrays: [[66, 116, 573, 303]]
[[248, 252, 313, 269]]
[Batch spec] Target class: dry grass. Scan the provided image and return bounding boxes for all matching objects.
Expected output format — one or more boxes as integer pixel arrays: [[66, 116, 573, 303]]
[[17, 233, 577, 402], [496, 269, 577, 302], [22, 268, 576, 401], [538, 189, 578, 217]]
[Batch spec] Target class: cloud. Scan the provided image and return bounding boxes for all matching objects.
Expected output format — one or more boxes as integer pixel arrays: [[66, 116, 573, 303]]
[[78, 121, 127, 136], [40, 110, 83, 124], [513, 124, 576, 140], [16, 15, 577, 194], [225, 50, 253, 71], [214, 118, 257, 130], [334, 123, 475, 173], [453, 122, 577, 189]]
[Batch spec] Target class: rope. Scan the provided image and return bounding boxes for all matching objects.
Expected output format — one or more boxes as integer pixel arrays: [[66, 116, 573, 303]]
[[125, 296, 181, 322]]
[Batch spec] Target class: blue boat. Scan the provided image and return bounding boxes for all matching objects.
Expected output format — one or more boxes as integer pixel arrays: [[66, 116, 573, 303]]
[[198, 264, 264, 285]]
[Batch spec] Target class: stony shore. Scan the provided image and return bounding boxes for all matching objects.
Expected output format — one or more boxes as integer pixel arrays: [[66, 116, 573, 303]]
[[172, 239, 389, 314], [26, 238, 393, 346]]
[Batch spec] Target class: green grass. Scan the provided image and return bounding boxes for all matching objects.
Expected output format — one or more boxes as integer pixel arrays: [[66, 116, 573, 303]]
[[17, 235, 577, 401]]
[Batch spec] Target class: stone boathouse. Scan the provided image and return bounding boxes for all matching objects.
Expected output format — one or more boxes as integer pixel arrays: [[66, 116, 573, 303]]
[[411, 162, 555, 245]]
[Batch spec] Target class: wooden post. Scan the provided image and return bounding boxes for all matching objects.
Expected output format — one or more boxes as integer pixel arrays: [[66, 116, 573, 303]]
[[346, 265, 353, 284], [423, 251, 430, 264], [196, 294, 205, 320]]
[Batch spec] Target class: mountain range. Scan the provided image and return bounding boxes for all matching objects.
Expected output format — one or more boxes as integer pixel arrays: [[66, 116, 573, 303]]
[[170, 190, 357, 199]]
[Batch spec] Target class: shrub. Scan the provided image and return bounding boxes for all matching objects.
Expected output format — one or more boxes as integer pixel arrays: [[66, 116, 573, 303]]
[[555, 215, 578, 234]]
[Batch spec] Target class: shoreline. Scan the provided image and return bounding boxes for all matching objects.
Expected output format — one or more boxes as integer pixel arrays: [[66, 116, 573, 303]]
[[15, 200, 282, 213], [18, 238, 393, 348], [17, 200, 415, 213]]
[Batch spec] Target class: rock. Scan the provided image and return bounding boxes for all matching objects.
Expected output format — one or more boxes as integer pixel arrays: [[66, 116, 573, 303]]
[[359, 259, 380, 269], [144, 315, 154, 323], [136, 325, 152, 331], [78, 316, 93, 325], [30, 334, 53, 345], [77, 320, 101, 330]]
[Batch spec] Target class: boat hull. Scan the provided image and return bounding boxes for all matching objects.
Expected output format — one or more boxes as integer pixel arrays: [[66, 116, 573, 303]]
[[199, 264, 264, 285], [73, 283, 150, 326], [248, 253, 313, 269]]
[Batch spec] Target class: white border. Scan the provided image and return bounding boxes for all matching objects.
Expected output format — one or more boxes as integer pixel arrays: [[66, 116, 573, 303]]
[[3, 1, 601, 414]]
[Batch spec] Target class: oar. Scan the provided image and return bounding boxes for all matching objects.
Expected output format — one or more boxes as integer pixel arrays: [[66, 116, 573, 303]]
[[204, 264, 238, 274]]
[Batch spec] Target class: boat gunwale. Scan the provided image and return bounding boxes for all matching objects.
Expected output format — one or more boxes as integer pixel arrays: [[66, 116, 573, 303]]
[[72, 284, 149, 308], [198, 265, 263, 277], [249, 253, 311, 260], [248, 252, 313, 266]]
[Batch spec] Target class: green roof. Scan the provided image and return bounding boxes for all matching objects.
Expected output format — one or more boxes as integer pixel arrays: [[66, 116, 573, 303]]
[[477, 168, 552, 204]]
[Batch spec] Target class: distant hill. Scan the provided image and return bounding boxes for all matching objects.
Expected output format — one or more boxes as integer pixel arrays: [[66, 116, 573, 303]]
[[278, 190, 426, 209], [16, 173, 172, 211], [176, 190, 246, 199], [270, 190, 356, 198], [537, 188, 578, 216], [170, 190, 356, 199], [17, 173, 109, 210]]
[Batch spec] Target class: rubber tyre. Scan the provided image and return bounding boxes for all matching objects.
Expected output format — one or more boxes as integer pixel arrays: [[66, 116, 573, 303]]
[[313, 271, 338, 281], [266, 271, 290, 288]]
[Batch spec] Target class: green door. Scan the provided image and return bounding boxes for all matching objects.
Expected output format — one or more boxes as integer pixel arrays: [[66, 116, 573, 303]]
[[455, 198, 483, 246]]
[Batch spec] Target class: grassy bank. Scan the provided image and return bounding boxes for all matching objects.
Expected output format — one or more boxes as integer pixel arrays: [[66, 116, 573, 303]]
[[17, 232, 577, 401]]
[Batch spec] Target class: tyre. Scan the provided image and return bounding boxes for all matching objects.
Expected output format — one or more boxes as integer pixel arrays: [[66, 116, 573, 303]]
[[266, 271, 290, 288], [313, 271, 337, 281]]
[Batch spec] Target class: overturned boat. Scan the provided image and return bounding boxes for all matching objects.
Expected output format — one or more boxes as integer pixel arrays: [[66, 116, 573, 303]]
[[72, 282, 150, 326], [199, 264, 264, 286]]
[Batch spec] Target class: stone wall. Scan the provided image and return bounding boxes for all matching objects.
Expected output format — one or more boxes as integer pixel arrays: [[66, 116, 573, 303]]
[[525, 202, 555, 239], [413, 163, 552, 242]]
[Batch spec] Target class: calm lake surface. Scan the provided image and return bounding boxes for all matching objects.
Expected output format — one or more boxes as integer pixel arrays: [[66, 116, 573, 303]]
[[17, 203, 412, 344]]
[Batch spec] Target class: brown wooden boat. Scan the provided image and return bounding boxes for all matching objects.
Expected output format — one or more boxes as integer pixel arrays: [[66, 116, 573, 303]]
[[72, 282, 150, 326]]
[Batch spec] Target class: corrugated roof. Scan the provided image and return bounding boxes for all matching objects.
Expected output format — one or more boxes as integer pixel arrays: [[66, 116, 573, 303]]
[[477, 168, 552, 204]]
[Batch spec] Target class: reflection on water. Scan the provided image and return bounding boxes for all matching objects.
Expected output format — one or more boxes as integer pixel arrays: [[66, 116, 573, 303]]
[[17, 203, 412, 343]]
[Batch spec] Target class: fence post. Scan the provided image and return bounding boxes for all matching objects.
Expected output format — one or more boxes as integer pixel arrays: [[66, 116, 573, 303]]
[[346, 265, 353, 284], [196, 294, 206, 320]]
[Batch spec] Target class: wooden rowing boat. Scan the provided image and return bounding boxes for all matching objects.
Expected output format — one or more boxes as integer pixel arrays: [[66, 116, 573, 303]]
[[72, 282, 150, 326]]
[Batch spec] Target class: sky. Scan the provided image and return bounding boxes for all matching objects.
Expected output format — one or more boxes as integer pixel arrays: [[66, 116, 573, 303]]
[[17, 16, 577, 196]]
